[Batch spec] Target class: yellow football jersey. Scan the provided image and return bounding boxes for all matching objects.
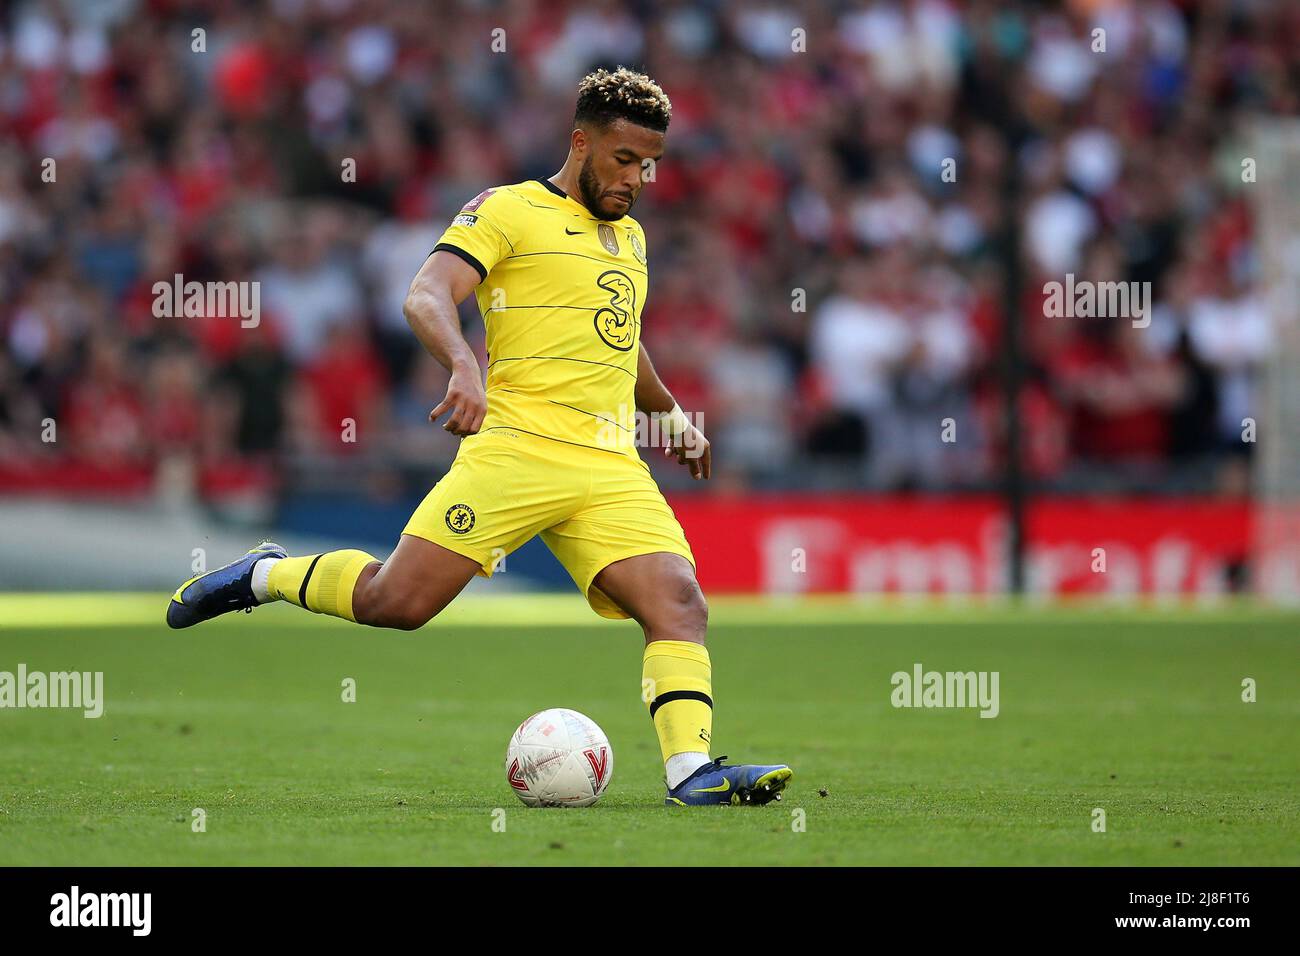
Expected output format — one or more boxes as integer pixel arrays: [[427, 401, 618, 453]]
[[432, 179, 650, 454]]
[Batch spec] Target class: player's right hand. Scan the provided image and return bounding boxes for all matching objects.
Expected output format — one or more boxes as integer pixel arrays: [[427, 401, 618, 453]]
[[430, 366, 487, 437]]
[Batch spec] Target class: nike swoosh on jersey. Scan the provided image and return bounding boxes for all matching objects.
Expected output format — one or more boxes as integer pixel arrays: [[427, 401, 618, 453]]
[[564, 227, 581, 235]]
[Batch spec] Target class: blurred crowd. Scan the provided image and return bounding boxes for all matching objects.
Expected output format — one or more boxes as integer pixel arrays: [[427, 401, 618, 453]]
[[0, 0, 1295, 502]]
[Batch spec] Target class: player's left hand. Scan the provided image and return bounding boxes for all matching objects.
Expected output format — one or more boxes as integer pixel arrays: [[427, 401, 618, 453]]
[[664, 422, 711, 480]]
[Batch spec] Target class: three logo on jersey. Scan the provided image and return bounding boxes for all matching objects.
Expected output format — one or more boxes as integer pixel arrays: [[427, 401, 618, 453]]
[[594, 270, 636, 351], [557, 220, 642, 351]]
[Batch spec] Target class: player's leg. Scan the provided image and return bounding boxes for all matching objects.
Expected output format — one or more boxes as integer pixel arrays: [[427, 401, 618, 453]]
[[167, 430, 558, 631], [591, 551, 708, 644], [590, 550, 792, 805], [165, 535, 479, 631], [265, 534, 480, 630], [349, 535, 480, 629], [590, 552, 715, 781], [542, 458, 792, 805]]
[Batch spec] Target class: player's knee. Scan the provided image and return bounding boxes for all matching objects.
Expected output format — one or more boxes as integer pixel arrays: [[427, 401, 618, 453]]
[[385, 592, 448, 631], [381, 604, 435, 631], [667, 573, 708, 639], [354, 579, 439, 631]]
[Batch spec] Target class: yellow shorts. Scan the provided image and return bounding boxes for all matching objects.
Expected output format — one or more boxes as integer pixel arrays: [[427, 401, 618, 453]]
[[403, 428, 695, 619]]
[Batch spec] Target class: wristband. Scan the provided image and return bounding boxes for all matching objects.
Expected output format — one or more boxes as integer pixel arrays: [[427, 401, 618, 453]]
[[662, 403, 691, 439]]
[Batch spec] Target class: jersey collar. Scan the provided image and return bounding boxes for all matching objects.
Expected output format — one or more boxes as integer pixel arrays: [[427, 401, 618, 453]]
[[536, 178, 595, 218], [536, 178, 571, 200]]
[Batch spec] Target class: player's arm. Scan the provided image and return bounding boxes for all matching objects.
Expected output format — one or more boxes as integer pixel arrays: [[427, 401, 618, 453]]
[[635, 342, 711, 480], [403, 251, 487, 437]]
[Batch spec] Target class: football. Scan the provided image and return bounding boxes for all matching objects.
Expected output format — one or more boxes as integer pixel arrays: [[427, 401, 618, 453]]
[[505, 708, 614, 807]]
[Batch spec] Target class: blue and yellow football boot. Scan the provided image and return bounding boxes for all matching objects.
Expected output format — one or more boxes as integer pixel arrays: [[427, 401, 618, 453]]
[[166, 541, 286, 629], [665, 756, 793, 806]]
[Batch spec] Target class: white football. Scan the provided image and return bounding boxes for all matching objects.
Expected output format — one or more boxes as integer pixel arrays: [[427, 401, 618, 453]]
[[505, 708, 613, 807]]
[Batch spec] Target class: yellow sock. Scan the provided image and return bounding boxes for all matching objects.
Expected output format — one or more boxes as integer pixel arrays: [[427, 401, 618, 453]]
[[266, 550, 377, 622], [642, 640, 713, 762]]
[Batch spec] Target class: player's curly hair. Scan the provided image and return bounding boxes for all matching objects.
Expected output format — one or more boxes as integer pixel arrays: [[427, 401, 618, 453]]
[[574, 67, 672, 133]]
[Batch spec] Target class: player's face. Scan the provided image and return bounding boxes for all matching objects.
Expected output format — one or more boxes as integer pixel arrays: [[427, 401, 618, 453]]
[[576, 120, 665, 221]]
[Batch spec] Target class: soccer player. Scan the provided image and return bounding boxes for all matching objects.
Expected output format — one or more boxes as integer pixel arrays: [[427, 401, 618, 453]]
[[166, 67, 792, 807]]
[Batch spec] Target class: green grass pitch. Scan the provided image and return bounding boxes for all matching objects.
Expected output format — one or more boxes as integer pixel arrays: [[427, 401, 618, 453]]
[[1, 594, 1297, 866]]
